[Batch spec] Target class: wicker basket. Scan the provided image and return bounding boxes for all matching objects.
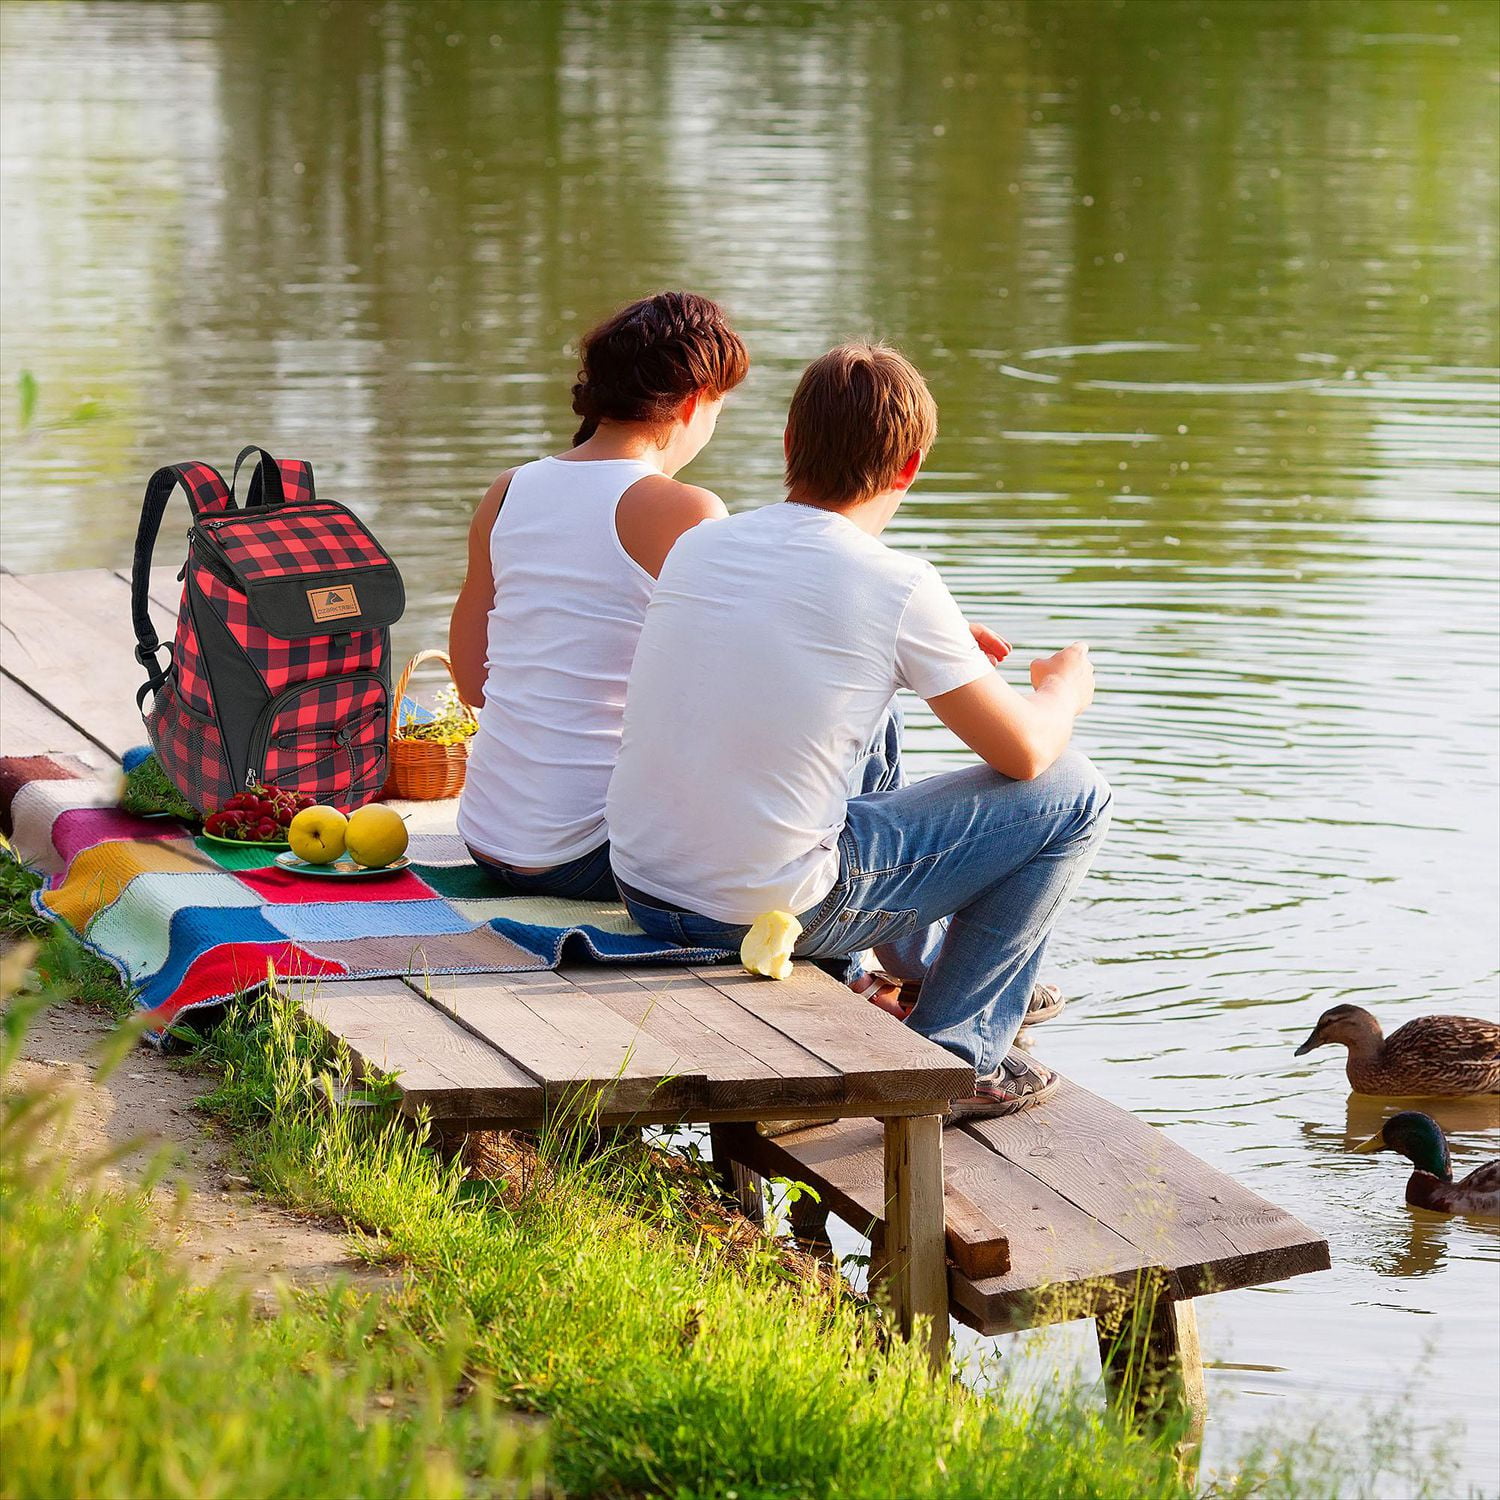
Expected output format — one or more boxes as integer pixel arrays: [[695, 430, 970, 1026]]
[[383, 649, 477, 800]]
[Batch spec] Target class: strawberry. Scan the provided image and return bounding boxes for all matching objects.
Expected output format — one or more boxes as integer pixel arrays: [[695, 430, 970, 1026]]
[[253, 817, 280, 840]]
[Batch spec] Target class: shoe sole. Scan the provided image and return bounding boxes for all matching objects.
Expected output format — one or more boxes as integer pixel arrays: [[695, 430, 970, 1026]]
[[945, 1071, 1060, 1123], [1023, 988, 1065, 1026]]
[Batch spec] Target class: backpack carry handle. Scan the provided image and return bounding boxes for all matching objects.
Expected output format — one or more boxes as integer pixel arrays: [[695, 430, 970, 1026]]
[[131, 461, 230, 708], [230, 445, 316, 509]]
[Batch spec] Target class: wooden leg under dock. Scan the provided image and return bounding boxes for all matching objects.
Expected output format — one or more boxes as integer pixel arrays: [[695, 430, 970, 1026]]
[[879, 1113, 948, 1372], [708, 1123, 766, 1228], [1097, 1294, 1207, 1448]]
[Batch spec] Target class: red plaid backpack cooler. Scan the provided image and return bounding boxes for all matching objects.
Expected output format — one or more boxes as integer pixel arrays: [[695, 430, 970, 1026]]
[[130, 446, 405, 813]]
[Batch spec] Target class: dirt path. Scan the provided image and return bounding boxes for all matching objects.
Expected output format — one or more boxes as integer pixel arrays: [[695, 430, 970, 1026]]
[[11, 1000, 396, 1302]]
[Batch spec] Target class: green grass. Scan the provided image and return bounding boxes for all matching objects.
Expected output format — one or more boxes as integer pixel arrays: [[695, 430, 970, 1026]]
[[0, 846, 1456, 1498], [0, 996, 546, 1499]]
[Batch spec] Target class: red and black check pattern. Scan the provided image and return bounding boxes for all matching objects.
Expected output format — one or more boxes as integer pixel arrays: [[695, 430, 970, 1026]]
[[260, 678, 387, 809], [146, 686, 234, 812], [181, 462, 232, 517], [210, 505, 390, 583], [193, 567, 382, 695], [278, 460, 313, 504], [171, 568, 212, 715]]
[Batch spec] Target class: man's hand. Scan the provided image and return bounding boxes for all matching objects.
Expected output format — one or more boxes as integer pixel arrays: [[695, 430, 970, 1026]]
[[969, 622, 1012, 665], [1030, 641, 1095, 714]]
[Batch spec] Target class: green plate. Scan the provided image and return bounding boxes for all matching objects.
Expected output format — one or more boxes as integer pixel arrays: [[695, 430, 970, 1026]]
[[201, 831, 291, 850], [273, 851, 412, 877]]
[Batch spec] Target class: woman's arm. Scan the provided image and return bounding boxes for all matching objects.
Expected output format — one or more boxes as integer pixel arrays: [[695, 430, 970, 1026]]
[[447, 469, 515, 708]]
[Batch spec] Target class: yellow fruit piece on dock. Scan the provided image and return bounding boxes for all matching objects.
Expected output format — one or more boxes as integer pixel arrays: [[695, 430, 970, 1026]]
[[740, 910, 802, 981]]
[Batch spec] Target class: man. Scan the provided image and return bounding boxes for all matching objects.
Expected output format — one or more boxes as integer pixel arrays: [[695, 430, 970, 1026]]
[[606, 343, 1109, 1116]]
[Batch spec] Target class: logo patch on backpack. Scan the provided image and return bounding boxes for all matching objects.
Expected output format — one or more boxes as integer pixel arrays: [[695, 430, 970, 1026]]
[[307, 584, 360, 623]]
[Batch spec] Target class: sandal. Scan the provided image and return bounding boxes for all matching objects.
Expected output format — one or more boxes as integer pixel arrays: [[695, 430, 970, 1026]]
[[1020, 981, 1065, 1027], [947, 1049, 1059, 1121], [853, 976, 1066, 1028]]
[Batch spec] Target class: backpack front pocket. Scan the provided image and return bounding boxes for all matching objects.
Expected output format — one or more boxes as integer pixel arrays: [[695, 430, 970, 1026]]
[[247, 674, 389, 810]]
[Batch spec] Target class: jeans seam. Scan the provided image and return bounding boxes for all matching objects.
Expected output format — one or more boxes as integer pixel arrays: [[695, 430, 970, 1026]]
[[853, 799, 1104, 881]]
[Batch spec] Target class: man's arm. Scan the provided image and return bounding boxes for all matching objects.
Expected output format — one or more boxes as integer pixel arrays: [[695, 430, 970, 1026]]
[[928, 642, 1095, 781], [447, 469, 515, 708]]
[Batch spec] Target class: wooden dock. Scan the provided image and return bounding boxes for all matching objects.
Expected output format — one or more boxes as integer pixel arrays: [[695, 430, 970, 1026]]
[[1, 565, 1331, 1415]]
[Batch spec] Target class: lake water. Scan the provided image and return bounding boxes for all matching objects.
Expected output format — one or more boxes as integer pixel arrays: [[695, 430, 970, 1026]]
[[2, 1, 1496, 1490]]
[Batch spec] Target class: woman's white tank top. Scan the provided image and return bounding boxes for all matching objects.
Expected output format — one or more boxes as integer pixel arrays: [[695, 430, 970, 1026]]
[[456, 455, 659, 866]]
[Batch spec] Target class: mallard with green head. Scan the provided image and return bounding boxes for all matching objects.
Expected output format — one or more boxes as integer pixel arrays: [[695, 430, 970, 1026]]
[[1294, 1004, 1500, 1096], [1354, 1111, 1500, 1218]]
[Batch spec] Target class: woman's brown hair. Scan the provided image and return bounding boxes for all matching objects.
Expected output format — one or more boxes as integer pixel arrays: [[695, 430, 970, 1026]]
[[571, 291, 749, 445]]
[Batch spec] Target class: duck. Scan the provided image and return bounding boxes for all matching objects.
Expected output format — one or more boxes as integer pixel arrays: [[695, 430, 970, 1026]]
[[1354, 1111, 1500, 1218], [1294, 1004, 1500, 1096]]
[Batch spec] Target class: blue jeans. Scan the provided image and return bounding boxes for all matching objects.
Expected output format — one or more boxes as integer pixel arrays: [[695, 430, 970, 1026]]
[[468, 841, 619, 901], [620, 712, 1111, 1076]]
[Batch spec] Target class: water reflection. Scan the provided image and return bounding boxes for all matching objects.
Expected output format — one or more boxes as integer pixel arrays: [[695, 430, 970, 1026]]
[[1, 0, 1497, 1490]]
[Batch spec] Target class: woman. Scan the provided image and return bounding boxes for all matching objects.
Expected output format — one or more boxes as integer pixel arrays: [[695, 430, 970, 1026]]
[[451, 291, 748, 899]]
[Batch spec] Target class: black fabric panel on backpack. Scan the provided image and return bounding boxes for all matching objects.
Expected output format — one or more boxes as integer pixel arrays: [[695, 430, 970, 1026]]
[[186, 575, 271, 793], [243, 564, 406, 638]]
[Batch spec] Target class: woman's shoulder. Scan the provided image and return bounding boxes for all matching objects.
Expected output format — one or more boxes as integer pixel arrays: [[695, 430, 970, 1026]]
[[619, 471, 726, 524], [615, 474, 728, 578]]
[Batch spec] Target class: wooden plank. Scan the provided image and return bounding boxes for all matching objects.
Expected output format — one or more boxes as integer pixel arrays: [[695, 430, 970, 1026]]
[[409, 970, 706, 1116], [714, 1097, 1323, 1337], [689, 964, 973, 1106], [0, 569, 164, 757], [0, 671, 111, 763], [963, 1076, 1331, 1295], [942, 1186, 1010, 1280], [572, 965, 846, 1112], [882, 1114, 948, 1369], [300, 978, 542, 1120]]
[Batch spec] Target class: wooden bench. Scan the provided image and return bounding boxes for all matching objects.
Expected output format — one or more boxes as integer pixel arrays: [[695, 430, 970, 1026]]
[[1, 566, 1333, 1409], [299, 968, 975, 1366]]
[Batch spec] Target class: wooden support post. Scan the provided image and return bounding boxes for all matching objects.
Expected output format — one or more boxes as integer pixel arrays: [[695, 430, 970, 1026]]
[[788, 1184, 833, 1253], [1097, 1294, 1207, 1451], [880, 1113, 948, 1372], [709, 1123, 766, 1228]]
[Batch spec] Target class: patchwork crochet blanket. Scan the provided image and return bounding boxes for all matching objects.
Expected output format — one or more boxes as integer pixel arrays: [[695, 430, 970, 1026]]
[[2, 756, 728, 1033]]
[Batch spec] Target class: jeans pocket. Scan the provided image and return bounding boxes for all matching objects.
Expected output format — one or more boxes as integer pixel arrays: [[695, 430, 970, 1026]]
[[814, 906, 921, 955]]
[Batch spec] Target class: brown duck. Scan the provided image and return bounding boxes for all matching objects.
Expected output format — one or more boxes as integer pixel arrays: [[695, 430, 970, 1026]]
[[1295, 1004, 1500, 1096]]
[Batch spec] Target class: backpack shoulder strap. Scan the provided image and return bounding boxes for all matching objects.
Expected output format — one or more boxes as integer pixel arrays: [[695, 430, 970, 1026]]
[[131, 461, 230, 704]]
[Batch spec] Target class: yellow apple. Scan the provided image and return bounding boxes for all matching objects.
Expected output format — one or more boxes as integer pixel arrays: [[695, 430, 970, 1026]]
[[740, 909, 802, 981], [344, 803, 409, 869], [287, 805, 348, 864]]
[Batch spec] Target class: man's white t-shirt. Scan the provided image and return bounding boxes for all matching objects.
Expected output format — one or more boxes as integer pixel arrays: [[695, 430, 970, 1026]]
[[606, 501, 992, 923]]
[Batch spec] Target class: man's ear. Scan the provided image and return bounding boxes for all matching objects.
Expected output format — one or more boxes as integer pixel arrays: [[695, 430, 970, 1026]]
[[893, 450, 924, 492]]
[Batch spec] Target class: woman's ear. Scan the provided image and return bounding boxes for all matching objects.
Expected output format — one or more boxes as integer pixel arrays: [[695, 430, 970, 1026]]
[[678, 390, 701, 425]]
